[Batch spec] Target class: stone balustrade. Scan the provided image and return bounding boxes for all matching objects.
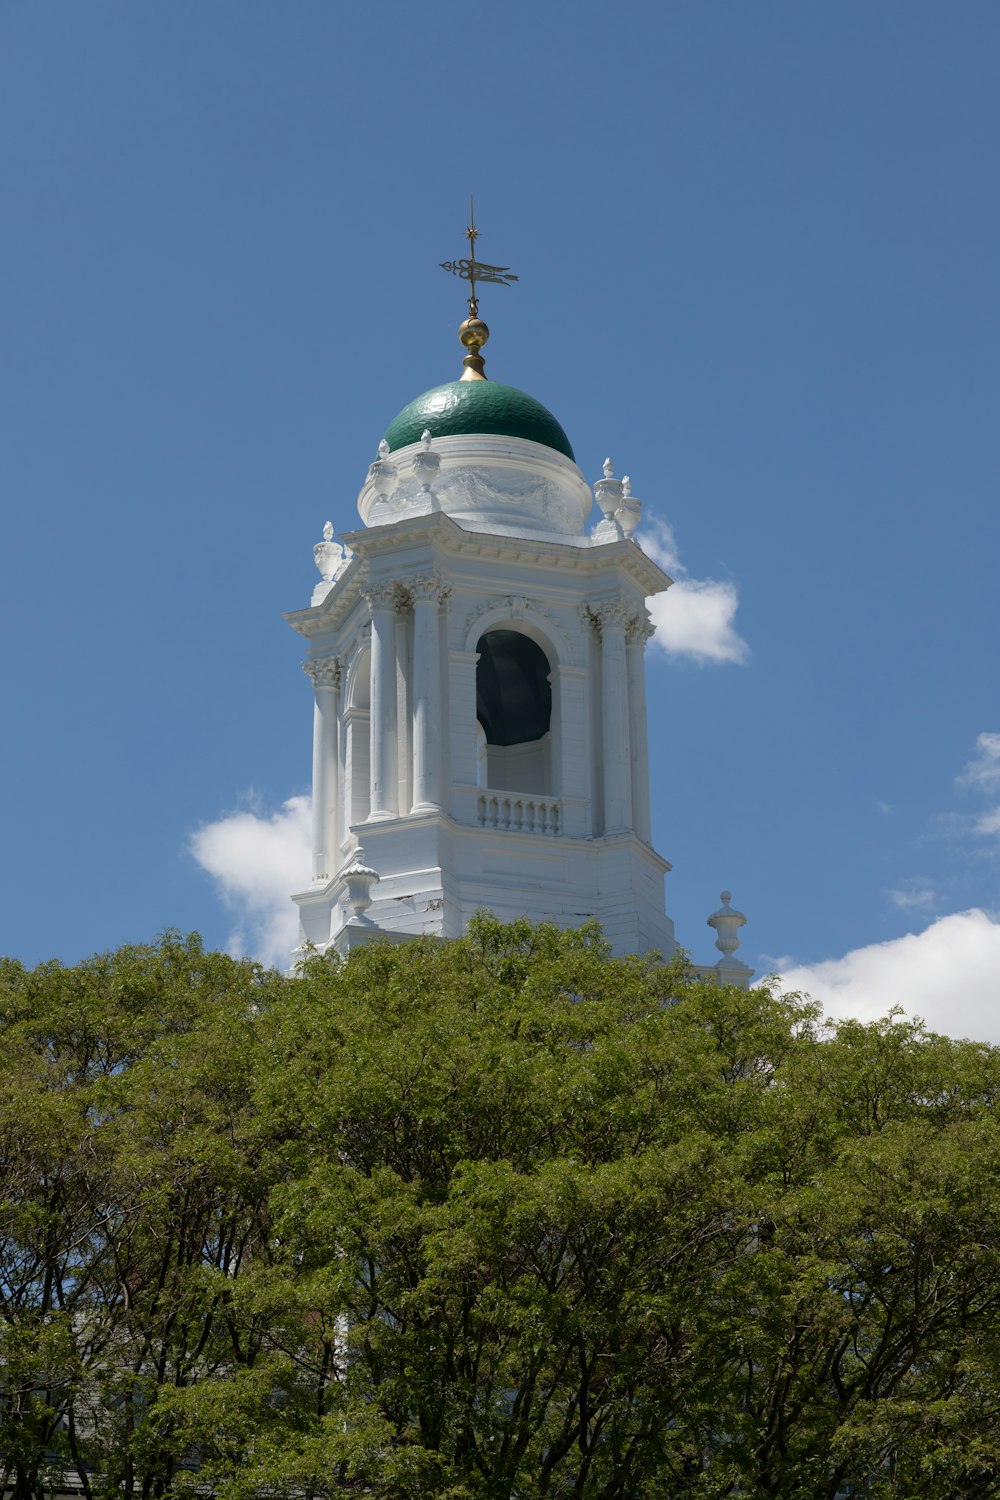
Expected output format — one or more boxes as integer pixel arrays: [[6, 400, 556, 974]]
[[477, 792, 562, 836]]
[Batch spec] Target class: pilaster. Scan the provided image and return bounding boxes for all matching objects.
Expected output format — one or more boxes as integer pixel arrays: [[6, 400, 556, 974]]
[[626, 614, 654, 845], [363, 581, 404, 820], [590, 601, 634, 835], [302, 656, 341, 882], [448, 647, 481, 818], [410, 572, 452, 812]]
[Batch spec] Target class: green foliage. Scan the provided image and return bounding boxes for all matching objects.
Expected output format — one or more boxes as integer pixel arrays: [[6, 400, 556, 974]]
[[3, 918, 1000, 1497]]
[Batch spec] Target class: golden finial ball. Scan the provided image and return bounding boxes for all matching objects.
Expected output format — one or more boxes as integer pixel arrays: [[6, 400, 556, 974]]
[[458, 316, 490, 353]]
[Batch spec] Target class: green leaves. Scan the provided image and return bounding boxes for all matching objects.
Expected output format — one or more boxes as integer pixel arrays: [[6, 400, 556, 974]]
[[4, 921, 1000, 1495]]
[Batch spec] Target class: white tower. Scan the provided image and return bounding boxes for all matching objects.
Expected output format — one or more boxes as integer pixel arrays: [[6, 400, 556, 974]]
[[287, 296, 680, 958]]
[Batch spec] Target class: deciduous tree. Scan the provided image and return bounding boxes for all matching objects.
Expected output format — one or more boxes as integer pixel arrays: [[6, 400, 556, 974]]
[[3, 920, 1000, 1497]]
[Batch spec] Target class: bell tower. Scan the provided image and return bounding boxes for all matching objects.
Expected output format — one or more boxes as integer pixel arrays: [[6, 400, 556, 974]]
[[287, 223, 686, 958]]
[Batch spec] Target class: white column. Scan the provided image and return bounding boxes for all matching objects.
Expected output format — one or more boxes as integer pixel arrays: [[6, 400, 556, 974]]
[[395, 603, 412, 816], [303, 657, 341, 881], [550, 663, 588, 838], [547, 667, 561, 796], [338, 701, 350, 848], [365, 584, 399, 820], [449, 648, 481, 824], [596, 603, 632, 835], [626, 616, 653, 844], [411, 572, 449, 812]]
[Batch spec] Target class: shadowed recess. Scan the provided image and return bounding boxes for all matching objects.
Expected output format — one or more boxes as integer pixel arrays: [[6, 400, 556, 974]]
[[476, 630, 552, 746]]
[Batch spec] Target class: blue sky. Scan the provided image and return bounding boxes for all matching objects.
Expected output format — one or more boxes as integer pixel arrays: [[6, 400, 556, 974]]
[[2, 2, 998, 1034]]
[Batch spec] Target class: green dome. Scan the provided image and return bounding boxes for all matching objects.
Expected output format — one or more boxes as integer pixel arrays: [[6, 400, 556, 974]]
[[382, 380, 574, 462]]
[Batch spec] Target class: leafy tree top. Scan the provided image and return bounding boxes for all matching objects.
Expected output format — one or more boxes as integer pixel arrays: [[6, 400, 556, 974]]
[[3, 918, 1000, 1499]]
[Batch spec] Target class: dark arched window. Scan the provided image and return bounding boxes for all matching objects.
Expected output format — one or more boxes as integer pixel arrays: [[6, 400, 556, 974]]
[[476, 630, 552, 793]]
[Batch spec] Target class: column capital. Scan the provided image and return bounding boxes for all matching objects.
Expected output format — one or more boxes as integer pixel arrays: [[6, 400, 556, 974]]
[[408, 570, 452, 605], [584, 599, 642, 634], [625, 611, 655, 645], [302, 656, 342, 690], [361, 578, 410, 613]]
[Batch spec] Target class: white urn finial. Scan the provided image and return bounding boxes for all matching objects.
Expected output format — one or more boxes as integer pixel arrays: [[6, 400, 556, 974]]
[[367, 441, 397, 500], [313, 522, 343, 582], [707, 891, 747, 958], [412, 428, 441, 495], [617, 475, 642, 539], [594, 455, 624, 526], [341, 852, 379, 923]]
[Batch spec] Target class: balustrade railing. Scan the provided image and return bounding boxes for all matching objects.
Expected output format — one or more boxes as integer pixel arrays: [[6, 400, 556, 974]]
[[477, 792, 561, 836]]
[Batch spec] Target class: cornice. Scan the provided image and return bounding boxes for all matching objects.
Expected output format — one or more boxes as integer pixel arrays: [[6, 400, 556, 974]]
[[285, 554, 365, 639], [343, 513, 672, 589], [286, 515, 671, 641]]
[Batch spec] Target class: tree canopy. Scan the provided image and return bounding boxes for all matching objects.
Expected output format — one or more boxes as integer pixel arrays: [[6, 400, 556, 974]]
[[3, 918, 1000, 1498]]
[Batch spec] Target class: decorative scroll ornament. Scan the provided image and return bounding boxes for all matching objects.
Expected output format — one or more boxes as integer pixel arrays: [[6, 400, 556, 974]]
[[302, 656, 341, 689]]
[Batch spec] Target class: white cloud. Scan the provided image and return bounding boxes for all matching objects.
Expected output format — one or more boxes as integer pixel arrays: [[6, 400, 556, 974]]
[[189, 794, 311, 968], [647, 579, 748, 666], [886, 883, 936, 912], [958, 732, 1000, 791], [776, 909, 1000, 1043], [640, 516, 684, 576], [976, 808, 1000, 837], [640, 516, 749, 666]]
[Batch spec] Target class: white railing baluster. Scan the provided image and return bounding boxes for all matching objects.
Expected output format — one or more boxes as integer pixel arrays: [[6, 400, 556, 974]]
[[476, 790, 562, 836]]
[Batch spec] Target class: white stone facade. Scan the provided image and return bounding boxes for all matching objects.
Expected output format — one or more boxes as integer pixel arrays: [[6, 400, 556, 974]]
[[287, 429, 679, 959]]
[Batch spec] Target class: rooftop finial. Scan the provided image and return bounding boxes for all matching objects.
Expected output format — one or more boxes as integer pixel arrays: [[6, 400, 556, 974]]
[[707, 891, 747, 958], [439, 197, 518, 383]]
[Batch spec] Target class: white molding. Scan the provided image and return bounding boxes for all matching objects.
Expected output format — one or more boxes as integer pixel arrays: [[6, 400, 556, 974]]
[[463, 594, 574, 663]]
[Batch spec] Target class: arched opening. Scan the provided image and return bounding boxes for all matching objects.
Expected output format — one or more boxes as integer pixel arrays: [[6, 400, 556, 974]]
[[476, 629, 553, 794]]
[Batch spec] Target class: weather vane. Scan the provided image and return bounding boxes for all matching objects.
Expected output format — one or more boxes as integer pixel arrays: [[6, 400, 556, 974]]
[[440, 196, 518, 319]]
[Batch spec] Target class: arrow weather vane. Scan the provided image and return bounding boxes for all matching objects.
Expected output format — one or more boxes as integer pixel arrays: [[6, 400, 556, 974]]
[[440, 196, 518, 318]]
